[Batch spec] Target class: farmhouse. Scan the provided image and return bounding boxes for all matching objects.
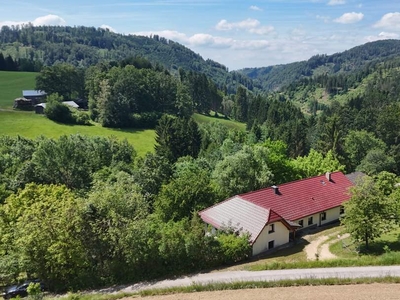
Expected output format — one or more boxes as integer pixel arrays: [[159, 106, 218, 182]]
[[199, 171, 354, 256]]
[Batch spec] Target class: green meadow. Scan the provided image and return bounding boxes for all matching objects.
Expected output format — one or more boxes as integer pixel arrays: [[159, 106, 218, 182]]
[[192, 113, 246, 131], [0, 71, 246, 156], [0, 111, 156, 156], [0, 71, 37, 108]]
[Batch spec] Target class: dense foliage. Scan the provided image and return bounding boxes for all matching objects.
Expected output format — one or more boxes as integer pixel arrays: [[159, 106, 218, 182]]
[[240, 39, 400, 91], [0, 25, 260, 94]]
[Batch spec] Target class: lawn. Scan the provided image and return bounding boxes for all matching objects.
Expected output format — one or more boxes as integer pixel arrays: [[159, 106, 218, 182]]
[[0, 111, 155, 156], [0, 71, 37, 108], [330, 226, 400, 258], [193, 113, 246, 131]]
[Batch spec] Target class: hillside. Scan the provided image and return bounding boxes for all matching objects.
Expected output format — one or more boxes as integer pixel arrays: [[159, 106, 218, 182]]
[[0, 71, 37, 108], [239, 39, 400, 91], [0, 25, 258, 94]]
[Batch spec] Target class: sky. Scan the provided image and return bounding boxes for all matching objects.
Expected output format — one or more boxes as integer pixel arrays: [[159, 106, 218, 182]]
[[0, 0, 399, 70]]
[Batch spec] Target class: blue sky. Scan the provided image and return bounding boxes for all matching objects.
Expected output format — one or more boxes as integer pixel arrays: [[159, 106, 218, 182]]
[[0, 0, 399, 70]]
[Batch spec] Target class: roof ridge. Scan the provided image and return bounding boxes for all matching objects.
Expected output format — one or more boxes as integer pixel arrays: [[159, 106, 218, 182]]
[[238, 171, 345, 197]]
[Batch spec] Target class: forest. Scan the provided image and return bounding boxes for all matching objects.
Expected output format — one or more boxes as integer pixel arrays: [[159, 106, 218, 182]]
[[1, 25, 400, 293]]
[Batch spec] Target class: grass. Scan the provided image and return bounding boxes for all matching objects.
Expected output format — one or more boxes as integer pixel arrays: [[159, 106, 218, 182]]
[[0, 71, 37, 108], [193, 113, 246, 131], [44, 277, 400, 299], [330, 226, 400, 258], [0, 111, 155, 156]]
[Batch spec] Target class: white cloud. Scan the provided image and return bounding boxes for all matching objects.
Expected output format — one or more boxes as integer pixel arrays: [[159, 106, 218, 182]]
[[374, 12, 400, 30], [131, 30, 271, 51], [365, 31, 400, 42], [316, 15, 330, 23], [334, 12, 364, 24], [215, 18, 274, 35], [328, 0, 346, 5], [249, 5, 263, 11], [32, 15, 66, 26], [0, 14, 66, 28], [188, 34, 233, 48], [100, 24, 116, 33], [216, 18, 260, 31], [233, 40, 270, 50], [249, 25, 274, 35]]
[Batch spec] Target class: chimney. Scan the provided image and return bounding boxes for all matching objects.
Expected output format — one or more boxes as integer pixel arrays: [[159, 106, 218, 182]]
[[272, 185, 279, 195], [326, 172, 332, 182]]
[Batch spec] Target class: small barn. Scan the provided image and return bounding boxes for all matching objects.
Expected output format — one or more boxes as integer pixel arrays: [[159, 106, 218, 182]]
[[34, 103, 46, 114], [22, 90, 47, 105]]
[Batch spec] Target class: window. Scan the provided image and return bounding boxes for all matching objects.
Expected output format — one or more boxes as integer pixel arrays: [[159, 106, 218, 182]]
[[340, 206, 345, 215], [298, 220, 304, 227], [268, 240, 274, 249], [308, 216, 313, 225], [268, 223, 275, 233], [321, 212, 326, 221]]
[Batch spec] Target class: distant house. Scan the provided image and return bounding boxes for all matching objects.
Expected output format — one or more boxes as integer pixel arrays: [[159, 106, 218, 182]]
[[22, 90, 47, 105], [199, 171, 354, 256], [34, 101, 79, 114]]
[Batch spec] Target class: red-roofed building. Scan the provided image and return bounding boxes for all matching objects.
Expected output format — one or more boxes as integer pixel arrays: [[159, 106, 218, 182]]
[[199, 171, 353, 256]]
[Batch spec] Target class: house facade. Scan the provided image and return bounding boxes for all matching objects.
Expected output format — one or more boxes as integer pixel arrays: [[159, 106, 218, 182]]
[[199, 171, 353, 256]]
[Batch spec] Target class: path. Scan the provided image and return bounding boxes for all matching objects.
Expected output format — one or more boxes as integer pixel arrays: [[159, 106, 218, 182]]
[[303, 229, 349, 261], [114, 266, 400, 294]]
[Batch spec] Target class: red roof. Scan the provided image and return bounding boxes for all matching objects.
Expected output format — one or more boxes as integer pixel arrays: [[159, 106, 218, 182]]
[[239, 171, 353, 221]]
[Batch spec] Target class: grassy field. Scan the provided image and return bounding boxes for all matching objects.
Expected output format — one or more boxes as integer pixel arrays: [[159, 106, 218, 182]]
[[0, 111, 155, 156], [193, 113, 246, 131], [0, 71, 37, 108]]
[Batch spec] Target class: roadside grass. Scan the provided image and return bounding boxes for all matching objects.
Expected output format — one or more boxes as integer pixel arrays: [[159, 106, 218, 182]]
[[44, 277, 400, 299], [330, 226, 400, 258], [193, 113, 246, 131], [0, 71, 37, 108], [0, 111, 155, 156]]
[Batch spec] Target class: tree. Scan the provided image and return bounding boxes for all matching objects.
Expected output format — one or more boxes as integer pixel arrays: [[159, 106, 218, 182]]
[[44, 93, 74, 124], [212, 145, 273, 198], [155, 115, 201, 163], [0, 184, 89, 291], [356, 148, 396, 175], [234, 86, 248, 122], [36, 63, 85, 100], [154, 157, 216, 222], [82, 172, 149, 283], [344, 130, 386, 171], [342, 176, 397, 249], [292, 149, 345, 179]]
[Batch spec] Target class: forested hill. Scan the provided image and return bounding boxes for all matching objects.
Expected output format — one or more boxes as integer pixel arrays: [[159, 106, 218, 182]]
[[239, 39, 400, 91], [0, 25, 258, 94]]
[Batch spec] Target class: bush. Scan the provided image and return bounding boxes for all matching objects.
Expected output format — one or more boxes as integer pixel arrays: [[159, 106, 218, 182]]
[[73, 111, 91, 125], [130, 112, 162, 128], [45, 101, 74, 124]]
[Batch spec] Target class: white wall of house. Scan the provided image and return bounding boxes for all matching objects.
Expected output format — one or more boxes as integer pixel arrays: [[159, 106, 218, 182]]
[[252, 221, 290, 256], [321, 206, 341, 226], [295, 206, 341, 229]]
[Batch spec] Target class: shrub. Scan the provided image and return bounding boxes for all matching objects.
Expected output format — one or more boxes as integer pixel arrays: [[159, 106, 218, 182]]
[[73, 111, 91, 125], [45, 101, 74, 124]]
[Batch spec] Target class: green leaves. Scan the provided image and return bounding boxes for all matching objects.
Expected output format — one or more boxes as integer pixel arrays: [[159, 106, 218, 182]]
[[342, 175, 399, 249]]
